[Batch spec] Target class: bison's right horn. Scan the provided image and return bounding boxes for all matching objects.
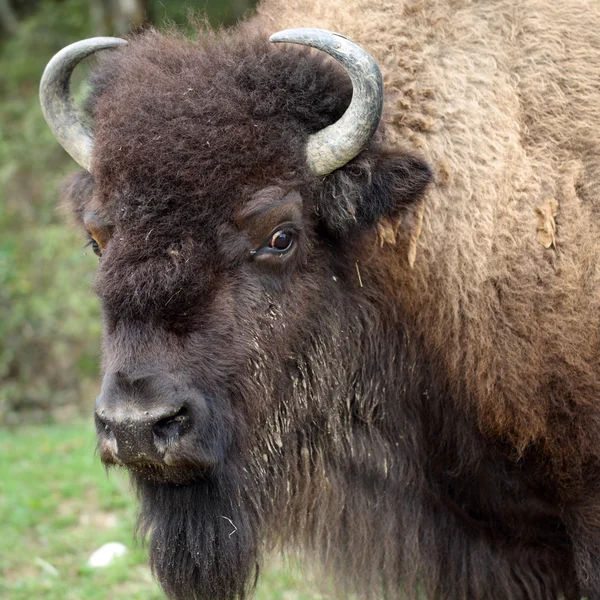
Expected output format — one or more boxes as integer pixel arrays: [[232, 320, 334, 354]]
[[270, 28, 384, 176], [40, 37, 127, 172]]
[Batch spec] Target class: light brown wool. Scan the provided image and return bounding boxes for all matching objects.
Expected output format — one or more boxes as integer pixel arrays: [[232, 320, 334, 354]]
[[261, 0, 600, 471]]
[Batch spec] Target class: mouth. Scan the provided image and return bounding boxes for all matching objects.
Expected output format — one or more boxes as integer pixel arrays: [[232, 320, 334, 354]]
[[127, 462, 211, 484], [98, 440, 219, 484]]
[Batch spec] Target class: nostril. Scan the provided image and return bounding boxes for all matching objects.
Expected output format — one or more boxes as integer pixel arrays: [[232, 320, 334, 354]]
[[95, 412, 111, 435], [152, 406, 189, 442]]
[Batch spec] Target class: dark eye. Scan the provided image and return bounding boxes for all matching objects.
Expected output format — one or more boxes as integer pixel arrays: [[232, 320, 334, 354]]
[[85, 237, 102, 257], [267, 229, 294, 252]]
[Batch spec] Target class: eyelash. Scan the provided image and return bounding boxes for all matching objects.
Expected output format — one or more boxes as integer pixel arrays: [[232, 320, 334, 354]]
[[84, 237, 102, 257]]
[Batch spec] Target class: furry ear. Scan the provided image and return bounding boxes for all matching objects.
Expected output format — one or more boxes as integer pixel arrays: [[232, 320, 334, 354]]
[[317, 149, 432, 236], [61, 170, 96, 226]]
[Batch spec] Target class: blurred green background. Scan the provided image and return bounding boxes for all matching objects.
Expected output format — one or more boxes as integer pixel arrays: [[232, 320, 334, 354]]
[[0, 2, 326, 598]]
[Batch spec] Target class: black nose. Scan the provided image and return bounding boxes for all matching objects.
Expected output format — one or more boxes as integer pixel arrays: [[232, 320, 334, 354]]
[[95, 404, 190, 463], [94, 372, 194, 465]]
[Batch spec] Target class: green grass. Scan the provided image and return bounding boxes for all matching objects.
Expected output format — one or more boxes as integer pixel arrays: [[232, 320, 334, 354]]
[[0, 420, 326, 599]]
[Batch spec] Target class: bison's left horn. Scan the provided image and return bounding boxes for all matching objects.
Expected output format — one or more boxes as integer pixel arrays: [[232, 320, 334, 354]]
[[40, 37, 127, 172], [270, 28, 383, 176]]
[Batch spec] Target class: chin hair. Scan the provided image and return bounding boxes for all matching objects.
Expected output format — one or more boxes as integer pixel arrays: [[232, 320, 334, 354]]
[[132, 466, 263, 600]]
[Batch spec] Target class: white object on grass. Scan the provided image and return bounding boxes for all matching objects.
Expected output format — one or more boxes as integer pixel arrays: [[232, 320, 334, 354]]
[[87, 542, 128, 568]]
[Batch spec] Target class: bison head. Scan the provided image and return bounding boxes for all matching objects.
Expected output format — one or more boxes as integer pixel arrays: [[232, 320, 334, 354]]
[[41, 24, 431, 600]]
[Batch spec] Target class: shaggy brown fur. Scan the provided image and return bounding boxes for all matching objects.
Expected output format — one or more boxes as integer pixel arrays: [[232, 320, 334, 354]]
[[60, 1, 600, 598]]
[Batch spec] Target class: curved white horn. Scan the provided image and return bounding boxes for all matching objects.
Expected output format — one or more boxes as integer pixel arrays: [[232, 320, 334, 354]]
[[40, 37, 127, 171], [270, 28, 384, 176]]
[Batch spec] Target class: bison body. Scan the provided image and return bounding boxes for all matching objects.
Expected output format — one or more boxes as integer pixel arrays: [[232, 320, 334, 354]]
[[44, 0, 600, 598]]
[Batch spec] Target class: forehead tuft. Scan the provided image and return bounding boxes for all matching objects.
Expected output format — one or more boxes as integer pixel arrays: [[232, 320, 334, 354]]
[[87, 23, 351, 230]]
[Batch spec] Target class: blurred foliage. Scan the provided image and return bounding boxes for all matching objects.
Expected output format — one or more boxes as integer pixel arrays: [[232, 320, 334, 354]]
[[0, 0, 255, 423]]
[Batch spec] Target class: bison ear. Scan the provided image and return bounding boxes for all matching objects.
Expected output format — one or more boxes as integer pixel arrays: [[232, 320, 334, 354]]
[[61, 170, 96, 226], [317, 149, 432, 236]]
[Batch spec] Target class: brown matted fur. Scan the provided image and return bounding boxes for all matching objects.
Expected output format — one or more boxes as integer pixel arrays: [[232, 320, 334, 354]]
[[59, 1, 600, 599]]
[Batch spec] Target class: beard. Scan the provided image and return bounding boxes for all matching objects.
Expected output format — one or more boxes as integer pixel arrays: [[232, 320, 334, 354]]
[[132, 464, 264, 600]]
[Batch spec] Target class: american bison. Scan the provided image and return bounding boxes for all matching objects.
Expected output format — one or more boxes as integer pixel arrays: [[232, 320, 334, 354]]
[[40, 0, 600, 598]]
